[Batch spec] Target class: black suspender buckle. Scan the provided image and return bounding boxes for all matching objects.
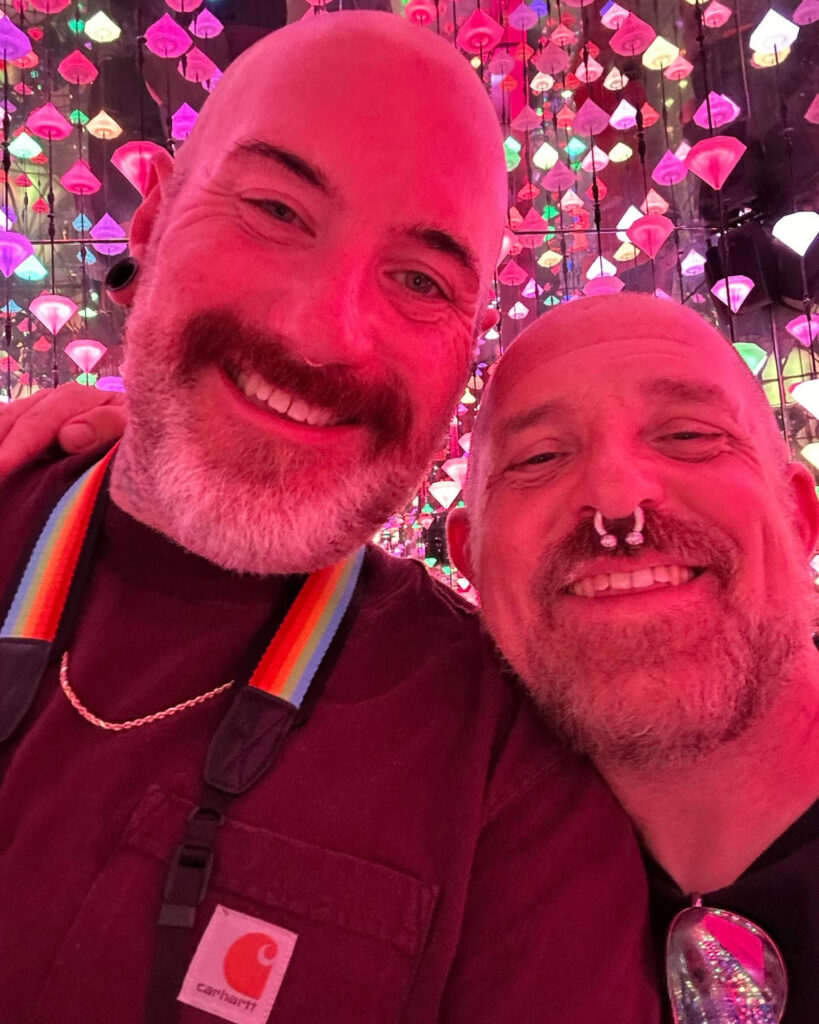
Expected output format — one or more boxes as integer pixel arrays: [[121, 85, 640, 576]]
[[157, 805, 223, 929]]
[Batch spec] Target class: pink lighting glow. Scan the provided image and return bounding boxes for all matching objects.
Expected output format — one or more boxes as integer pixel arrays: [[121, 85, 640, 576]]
[[455, 9, 503, 54], [145, 15, 192, 59], [111, 141, 166, 196], [693, 92, 741, 129], [685, 135, 747, 190], [57, 49, 98, 85], [65, 339, 107, 373], [652, 150, 688, 185], [583, 276, 625, 296], [702, 1, 733, 29], [785, 315, 819, 347], [30, 293, 78, 335], [26, 101, 72, 140], [60, 160, 102, 196], [0, 231, 33, 277], [710, 275, 755, 312], [609, 14, 656, 56], [0, 17, 32, 61], [626, 214, 674, 259], [180, 47, 220, 84]]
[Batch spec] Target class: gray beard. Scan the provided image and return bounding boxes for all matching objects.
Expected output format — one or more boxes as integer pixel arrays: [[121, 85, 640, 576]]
[[515, 594, 808, 770]]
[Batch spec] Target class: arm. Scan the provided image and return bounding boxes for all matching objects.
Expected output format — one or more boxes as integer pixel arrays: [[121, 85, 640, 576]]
[[438, 741, 661, 1023], [0, 384, 126, 479]]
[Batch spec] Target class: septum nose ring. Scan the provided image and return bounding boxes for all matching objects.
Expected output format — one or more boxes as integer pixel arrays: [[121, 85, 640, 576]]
[[593, 506, 645, 549]]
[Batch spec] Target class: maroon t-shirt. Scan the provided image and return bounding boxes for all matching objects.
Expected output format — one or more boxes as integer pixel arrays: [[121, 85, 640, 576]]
[[0, 450, 660, 1024]]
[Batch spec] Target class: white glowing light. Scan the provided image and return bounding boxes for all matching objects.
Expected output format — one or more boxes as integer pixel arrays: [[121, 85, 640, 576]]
[[772, 211, 819, 256], [749, 9, 799, 52]]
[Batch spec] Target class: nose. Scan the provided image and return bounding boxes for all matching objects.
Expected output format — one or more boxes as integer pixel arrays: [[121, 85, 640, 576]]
[[578, 438, 665, 522], [269, 256, 374, 368]]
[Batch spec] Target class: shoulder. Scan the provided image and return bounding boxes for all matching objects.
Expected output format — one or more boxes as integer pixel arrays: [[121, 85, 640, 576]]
[[357, 545, 593, 798], [0, 446, 112, 613]]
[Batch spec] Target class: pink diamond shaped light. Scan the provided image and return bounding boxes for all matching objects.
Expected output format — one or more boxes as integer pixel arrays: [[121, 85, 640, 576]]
[[31, 293, 78, 335]]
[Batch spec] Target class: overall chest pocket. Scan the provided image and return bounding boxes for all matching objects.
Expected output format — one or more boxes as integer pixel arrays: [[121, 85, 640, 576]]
[[33, 785, 440, 1024]]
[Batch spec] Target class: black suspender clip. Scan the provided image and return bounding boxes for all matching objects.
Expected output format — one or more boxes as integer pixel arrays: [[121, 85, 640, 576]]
[[157, 803, 225, 930]]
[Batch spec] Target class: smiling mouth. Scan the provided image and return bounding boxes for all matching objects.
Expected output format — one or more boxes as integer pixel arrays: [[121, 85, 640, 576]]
[[225, 366, 348, 428], [565, 564, 705, 598]]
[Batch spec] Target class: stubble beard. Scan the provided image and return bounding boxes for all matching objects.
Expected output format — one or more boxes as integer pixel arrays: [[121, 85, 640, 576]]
[[118, 293, 458, 575], [499, 512, 812, 769]]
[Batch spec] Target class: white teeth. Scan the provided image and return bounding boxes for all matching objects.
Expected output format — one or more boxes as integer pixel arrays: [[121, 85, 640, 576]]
[[232, 368, 338, 428], [632, 568, 655, 588], [286, 399, 311, 424], [568, 565, 697, 597], [267, 388, 292, 415], [610, 572, 632, 590]]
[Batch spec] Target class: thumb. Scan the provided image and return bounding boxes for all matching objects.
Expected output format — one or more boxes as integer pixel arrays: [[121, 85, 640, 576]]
[[58, 404, 127, 453]]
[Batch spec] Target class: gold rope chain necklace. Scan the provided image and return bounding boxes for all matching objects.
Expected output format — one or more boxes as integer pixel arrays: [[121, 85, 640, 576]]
[[59, 652, 234, 732]]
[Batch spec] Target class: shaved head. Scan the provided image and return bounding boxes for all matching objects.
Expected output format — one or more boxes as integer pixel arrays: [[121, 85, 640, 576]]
[[453, 292, 819, 767], [118, 9, 510, 575], [467, 294, 789, 519], [169, 11, 508, 287]]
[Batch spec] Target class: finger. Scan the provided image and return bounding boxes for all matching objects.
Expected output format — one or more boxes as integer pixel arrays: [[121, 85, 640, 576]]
[[0, 388, 51, 445], [59, 402, 127, 453], [0, 383, 115, 478]]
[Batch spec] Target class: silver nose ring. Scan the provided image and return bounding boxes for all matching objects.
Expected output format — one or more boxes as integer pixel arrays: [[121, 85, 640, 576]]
[[593, 506, 645, 549]]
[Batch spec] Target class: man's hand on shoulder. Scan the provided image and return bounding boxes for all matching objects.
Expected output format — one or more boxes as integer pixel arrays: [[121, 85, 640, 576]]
[[0, 383, 126, 478]]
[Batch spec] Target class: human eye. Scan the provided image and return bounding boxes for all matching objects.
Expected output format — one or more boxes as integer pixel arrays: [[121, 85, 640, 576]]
[[505, 448, 565, 474], [245, 197, 301, 224], [241, 196, 311, 234], [654, 422, 727, 459], [391, 270, 447, 299]]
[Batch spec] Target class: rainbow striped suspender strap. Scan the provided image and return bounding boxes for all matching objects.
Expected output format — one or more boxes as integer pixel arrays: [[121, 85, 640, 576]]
[[0, 449, 366, 765], [0, 449, 116, 742]]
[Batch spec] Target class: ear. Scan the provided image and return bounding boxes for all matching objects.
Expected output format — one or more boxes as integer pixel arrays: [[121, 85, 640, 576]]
[[478, 304, 499, 334], [129, 149, 176, 261], [446, 506, 476, 582], [786, 461, 819, 557]]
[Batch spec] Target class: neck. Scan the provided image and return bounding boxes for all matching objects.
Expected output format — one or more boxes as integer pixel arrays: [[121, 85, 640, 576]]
[[109, 435, 175, 540], [599, 647, 819, 895]]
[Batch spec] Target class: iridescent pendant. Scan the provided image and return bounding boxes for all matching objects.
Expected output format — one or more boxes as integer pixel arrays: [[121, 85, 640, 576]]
[[666, 900, 787, 1024]]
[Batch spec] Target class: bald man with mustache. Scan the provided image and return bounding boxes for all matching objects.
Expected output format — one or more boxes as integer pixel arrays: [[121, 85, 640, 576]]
[[0, 15, 657, 1024]]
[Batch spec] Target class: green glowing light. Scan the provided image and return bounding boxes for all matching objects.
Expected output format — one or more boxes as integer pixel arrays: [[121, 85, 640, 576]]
[[565, 136, 587, 159], [69, 109, 89, 126], [8, 133, 42, 160], [14, 254, 48, 281], [733, 342, 767, 375]]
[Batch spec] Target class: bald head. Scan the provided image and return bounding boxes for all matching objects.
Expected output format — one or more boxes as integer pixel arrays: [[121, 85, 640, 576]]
[[169, 11, 507, 286], [466, 293, 789, 516]]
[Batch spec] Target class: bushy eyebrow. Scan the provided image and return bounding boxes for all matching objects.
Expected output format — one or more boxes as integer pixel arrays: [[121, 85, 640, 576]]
[[402, 224, 479, 283], [638, 377, 736, 410], [495, 400, 573, 438], [231, 138, 337, 198]]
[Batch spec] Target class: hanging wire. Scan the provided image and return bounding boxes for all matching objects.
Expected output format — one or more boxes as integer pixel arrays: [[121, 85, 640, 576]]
[[693, 0, 737, 346]]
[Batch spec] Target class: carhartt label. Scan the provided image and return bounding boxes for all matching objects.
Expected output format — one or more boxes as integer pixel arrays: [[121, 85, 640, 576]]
[[179, 904, 298, 1023]]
